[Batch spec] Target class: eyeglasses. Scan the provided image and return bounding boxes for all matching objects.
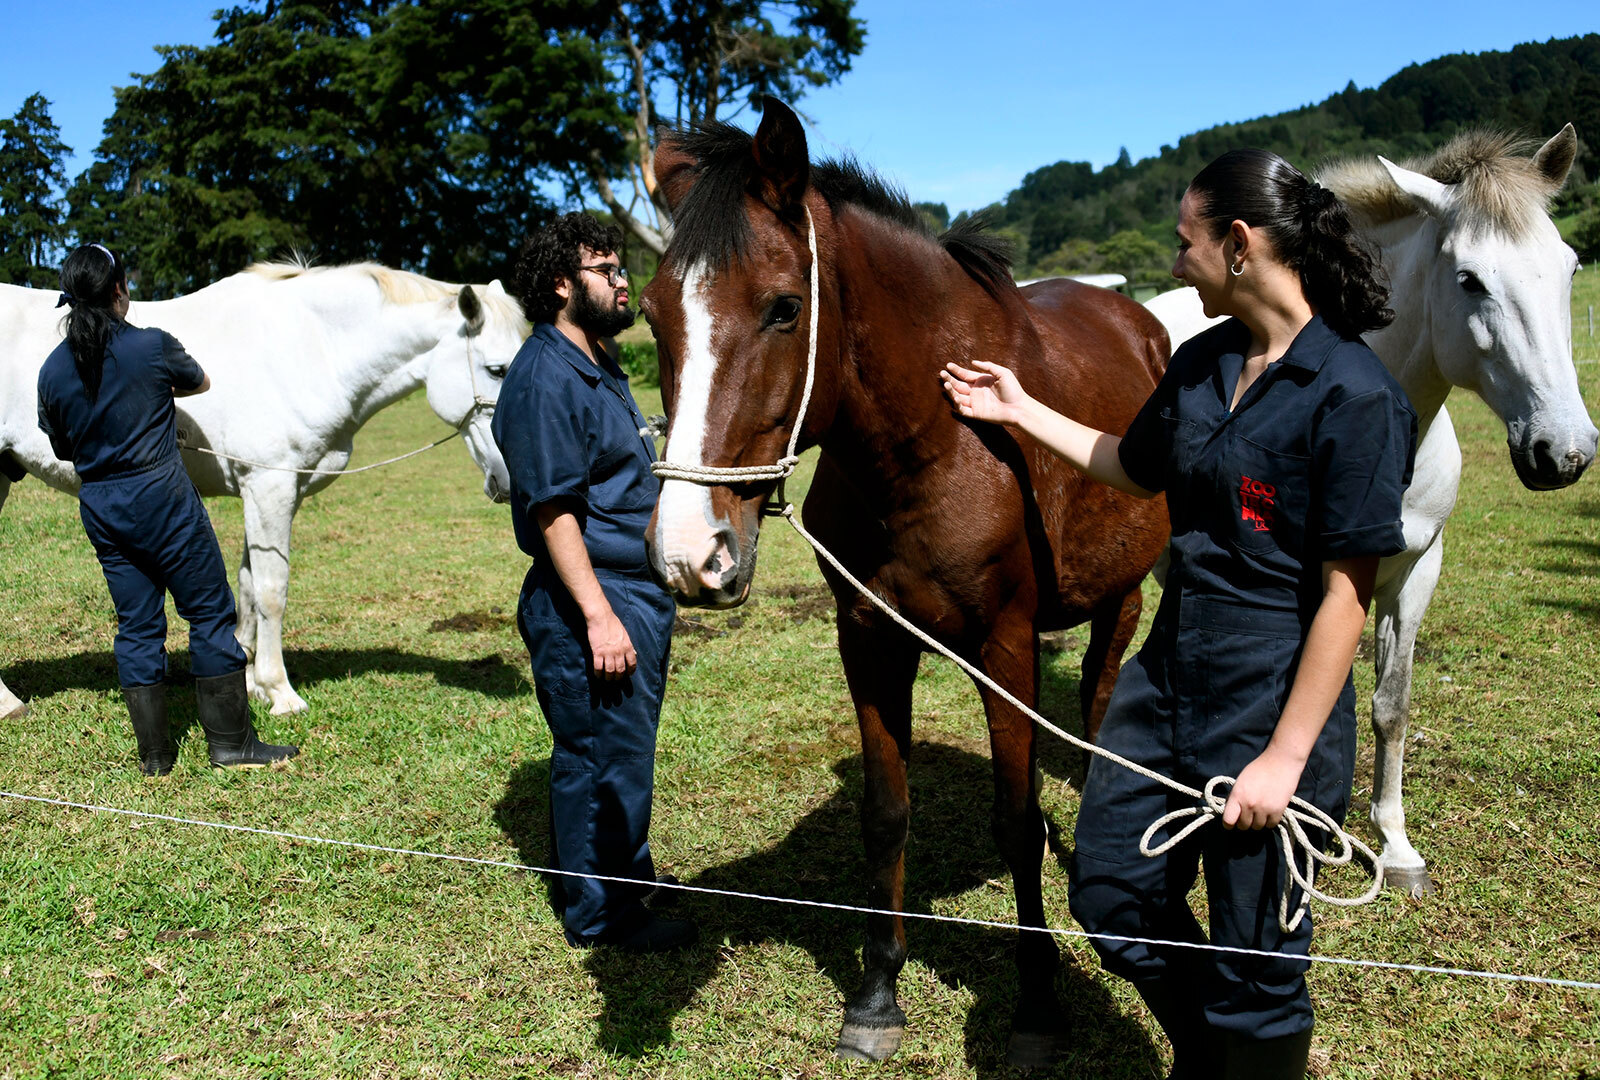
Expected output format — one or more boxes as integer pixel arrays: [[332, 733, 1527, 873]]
[[581, 263, 629, 287]]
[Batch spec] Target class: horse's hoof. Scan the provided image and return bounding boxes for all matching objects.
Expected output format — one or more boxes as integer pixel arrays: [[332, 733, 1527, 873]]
[[835, 1022, 903, 1062], [2, 701, 27, 721], [1006, 1031, 1062, 1071], [1384, 865, 1435, 897]]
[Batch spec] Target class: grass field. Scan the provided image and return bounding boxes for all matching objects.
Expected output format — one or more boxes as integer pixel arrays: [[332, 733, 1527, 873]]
[[2, 267, 1599, 1079]]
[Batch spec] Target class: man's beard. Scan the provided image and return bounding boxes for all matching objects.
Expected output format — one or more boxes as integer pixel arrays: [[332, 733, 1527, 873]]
[[572, 281, 637, 338]]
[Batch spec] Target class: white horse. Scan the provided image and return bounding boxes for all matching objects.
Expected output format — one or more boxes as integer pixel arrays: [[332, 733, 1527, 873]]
[[0, 262, 525, 716], [1145, 127, 1596, 893]]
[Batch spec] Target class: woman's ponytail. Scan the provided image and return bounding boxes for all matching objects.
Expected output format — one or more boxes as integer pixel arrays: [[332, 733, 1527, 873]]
[[57, 243, 128, 403], [1188, 150, 1393, 339]]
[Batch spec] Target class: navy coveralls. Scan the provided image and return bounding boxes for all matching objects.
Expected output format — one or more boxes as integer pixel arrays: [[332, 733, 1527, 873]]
[[1068, 315, 1416, 1039], [37, 325, 246, 689], [491, 323, 676, 945]]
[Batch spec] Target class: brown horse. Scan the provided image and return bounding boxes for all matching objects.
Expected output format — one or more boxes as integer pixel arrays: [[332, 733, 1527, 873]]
[[642, 99, 1171, 1066]]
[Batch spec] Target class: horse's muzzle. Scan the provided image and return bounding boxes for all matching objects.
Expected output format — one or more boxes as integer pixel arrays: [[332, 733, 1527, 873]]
[[1509, 427, 1597, 490]]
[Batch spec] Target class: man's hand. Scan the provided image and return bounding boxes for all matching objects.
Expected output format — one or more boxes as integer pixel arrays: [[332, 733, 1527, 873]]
[[586, 607, 637, 680], [1221, 745, 1306, 831]]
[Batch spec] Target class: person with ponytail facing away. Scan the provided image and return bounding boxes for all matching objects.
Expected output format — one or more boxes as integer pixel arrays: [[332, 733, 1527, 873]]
[[36, 244, 298, 775], [942, 151, 1417, 1078]]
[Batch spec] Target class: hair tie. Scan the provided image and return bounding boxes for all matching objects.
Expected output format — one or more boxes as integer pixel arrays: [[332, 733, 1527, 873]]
[[1303, 183, 1338, 216], [55, 291, 77, 309]]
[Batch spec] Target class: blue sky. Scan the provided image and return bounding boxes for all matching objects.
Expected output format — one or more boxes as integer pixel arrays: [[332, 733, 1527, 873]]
[[2, 0, 1595, 216]]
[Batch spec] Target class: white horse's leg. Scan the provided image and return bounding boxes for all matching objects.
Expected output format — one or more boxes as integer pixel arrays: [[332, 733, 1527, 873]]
[[234, 534, 261, 698], [239, 478, 308, 715], [1370, 534, 1445, 896], [0, 475, 24, 720]]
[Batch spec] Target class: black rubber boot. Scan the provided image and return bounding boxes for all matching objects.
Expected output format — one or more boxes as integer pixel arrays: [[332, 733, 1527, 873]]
[[194, 670, 298, 768], [1221, 1024, 1312, 1080], [124, 682, 176, 777], [1135, 979, 1214, 1080]]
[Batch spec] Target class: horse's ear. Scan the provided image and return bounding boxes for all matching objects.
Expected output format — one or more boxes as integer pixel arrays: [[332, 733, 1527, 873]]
[[458, 285, 485, 336], [1533, 124, 1577, 191], [654, 132, 699, 214], [1377, 156, 1453, 219], [750, 96, 809, 214]]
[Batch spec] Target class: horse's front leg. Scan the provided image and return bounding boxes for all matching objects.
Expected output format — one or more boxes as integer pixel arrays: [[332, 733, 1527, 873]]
[[980, 612, 1065, 1069], [239, 478, 308, 715], [234, 533, 260, 693], [834, 613, 919, 1062], [1371, 535, 1444, 895], [0, 475, 24, 720]]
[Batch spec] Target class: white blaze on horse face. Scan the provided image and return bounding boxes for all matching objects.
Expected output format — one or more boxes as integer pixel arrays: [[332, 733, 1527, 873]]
[[653, 262, 738, 598]]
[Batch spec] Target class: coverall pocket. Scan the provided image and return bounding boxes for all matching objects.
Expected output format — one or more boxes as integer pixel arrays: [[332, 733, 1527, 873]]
[[1228, 436, 1308, 556]]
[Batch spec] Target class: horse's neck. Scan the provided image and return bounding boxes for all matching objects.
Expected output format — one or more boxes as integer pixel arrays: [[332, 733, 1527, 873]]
[[1366, 216, 1453, 432], [318, 293, 439, 430], [825, 223, 1017, 494]]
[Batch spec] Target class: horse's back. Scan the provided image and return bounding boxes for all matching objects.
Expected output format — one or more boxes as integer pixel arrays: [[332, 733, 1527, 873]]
[[1019, 278, 1169, 431]]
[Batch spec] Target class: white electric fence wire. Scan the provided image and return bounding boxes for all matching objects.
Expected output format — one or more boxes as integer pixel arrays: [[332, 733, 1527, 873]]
[[649, 204, 1380, 933], [3, 790, 1596, 992]]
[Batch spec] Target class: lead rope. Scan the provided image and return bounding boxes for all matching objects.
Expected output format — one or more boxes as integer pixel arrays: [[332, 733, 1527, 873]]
[[651, 205, 1382, 933], [177, 328, 496, 478]]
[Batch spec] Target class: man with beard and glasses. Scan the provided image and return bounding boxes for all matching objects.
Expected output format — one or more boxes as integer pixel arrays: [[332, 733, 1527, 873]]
[[494, 213, 695, 952]]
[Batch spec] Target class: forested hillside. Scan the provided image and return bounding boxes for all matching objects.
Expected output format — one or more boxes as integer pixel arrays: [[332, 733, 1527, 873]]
[[972, 34, 1600, 281]]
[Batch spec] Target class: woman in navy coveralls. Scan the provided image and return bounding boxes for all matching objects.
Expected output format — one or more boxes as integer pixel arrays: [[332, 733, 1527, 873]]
[[941, 151, 1416, 1079], [37, 244, 297, 776]]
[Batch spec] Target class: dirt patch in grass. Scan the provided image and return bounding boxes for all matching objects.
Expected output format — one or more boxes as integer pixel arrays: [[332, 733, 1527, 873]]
[[428, 610, 511, 633]]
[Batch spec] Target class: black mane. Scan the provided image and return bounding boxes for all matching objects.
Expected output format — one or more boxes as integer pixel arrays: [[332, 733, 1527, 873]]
[[661, 120, 1014, 294]]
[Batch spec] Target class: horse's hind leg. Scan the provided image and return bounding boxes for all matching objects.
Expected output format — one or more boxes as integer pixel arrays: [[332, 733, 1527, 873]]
[[1080, 583, 1143, 744], [239, 479, 308, 715], [1371, 538, 1444, 895], [980, 611, 1066, 1069], [834, 614, 919, 1062]]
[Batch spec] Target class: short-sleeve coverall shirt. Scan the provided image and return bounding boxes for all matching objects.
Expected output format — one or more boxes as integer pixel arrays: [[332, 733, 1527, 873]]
[[1067, 314, 1417, 1039]]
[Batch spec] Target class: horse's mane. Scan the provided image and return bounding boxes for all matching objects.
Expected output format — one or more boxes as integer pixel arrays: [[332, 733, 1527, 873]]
[[244, 260, 526, 326], [662, 121, 1014, 294], [1319, 130, 1556, 239]]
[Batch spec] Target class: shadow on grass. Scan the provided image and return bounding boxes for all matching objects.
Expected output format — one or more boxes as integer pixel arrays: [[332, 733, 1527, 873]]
[[493, 742, 1159, 1078], [1, 646, 527, 703]]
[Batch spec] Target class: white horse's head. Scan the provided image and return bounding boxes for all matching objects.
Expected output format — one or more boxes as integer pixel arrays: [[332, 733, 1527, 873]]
[[1371, 127, 1596, 490], [418, 280, 527, 503]]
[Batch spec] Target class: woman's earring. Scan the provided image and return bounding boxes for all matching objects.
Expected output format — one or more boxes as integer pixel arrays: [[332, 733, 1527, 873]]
[[1229, 260, 1244, 277]]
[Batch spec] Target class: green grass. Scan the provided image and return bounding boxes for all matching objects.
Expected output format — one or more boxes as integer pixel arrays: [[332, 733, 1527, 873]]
[[2, 271, 1599, 1078]]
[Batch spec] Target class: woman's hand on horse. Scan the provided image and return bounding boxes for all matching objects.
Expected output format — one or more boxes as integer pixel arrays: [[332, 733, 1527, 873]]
[[586, 608, 638, 680], [940, 360, 1032, 426], [1221, 745, 1305, 830]]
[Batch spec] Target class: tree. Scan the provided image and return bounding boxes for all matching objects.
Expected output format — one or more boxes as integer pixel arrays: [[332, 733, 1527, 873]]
[[585, 0, 866, 254], [0, 94, 71, 288], [1095, 230, 1168, 278], [68, 0, 626, 296]]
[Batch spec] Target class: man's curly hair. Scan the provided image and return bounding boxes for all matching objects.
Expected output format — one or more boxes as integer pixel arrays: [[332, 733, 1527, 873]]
[[512, 212, 624, 324]]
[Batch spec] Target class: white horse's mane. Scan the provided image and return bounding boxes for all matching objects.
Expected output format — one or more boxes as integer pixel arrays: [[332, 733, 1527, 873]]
[[1320, 130, 1558, 239], [244, 260, 527, 328]]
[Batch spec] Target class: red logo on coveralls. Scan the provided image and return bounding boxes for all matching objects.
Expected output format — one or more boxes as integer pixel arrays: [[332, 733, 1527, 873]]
[[1240, 475, 1276, 531]]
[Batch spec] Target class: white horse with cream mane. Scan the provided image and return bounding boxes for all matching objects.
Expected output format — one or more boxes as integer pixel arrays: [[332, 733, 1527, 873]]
[[1146, 126, 1596, 893], [0, 262, 525, 717]]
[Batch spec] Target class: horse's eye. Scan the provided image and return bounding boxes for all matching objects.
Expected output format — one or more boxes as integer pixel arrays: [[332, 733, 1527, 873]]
[[485, 364, 508, 379], [1457, 270, 1487, 296], [766, 296, 803, 328]]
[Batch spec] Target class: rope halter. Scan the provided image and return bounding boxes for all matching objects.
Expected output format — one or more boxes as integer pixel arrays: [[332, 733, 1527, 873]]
[[650, 205, 820, 502]]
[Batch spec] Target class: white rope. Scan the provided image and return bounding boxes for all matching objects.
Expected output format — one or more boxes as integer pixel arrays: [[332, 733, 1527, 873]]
[[648, 201, 1381, 932], [176, 331, 494, 478], [3, 789, 1595, 992], [180, 430, 460, 476]]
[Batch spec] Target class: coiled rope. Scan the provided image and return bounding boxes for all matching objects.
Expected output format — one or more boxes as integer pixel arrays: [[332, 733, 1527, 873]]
[[651, 204, 1381, 933]]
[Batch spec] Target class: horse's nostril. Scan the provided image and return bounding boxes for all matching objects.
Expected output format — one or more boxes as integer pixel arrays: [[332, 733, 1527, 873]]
[[1567, 449, 1586, 467], [704, 549, 726, 576]]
